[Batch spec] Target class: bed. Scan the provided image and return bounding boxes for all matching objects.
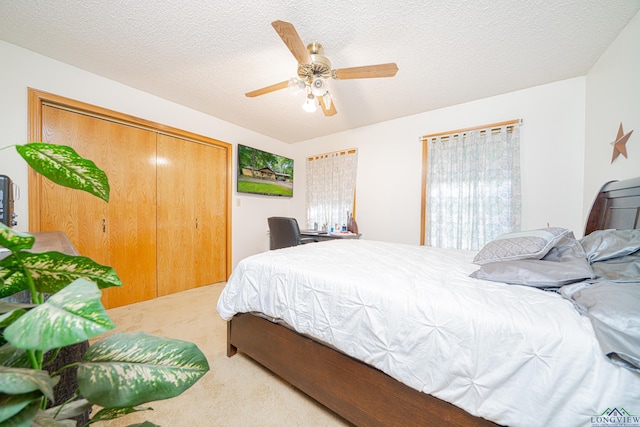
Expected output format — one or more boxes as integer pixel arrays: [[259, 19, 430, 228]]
[[217, 177, 640, 427]]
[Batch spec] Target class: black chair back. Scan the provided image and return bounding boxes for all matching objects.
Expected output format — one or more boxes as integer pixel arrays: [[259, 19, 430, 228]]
[[267, 217, 303, 250]]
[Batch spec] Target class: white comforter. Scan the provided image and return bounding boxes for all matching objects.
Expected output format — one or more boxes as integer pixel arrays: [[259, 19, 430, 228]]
[[217, 240, 640, 427]]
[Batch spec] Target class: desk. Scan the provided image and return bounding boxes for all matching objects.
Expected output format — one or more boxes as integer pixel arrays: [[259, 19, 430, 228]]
[[32, 231, 80, 255], [301, 231, 361, 242]]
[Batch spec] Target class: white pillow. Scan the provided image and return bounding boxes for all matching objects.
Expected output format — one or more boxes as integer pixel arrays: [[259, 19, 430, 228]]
[[473, 227, 569, 265]]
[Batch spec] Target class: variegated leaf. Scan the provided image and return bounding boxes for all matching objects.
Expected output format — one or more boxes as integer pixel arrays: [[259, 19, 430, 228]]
[[32, 413, 77, 427], [0, 393, 42, 425], [16, 143, 110, 202], [41, 399, 94, 424], [0, 270, 28, 300], [0, 308, 27, 328], [3, 279, 115, 351], [78, 332, 210, 408], [88, 405, 152, 422], [0, 344, 31, 369], [6, 251, 122, 293], [0, 366, 54, 401], [0, 223, 35, 252]]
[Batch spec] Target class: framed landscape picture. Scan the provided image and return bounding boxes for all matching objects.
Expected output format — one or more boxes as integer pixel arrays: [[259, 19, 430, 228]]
[[237, 144, 294, 197]]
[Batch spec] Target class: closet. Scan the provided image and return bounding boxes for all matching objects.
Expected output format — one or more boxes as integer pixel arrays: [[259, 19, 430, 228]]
[[28, 90, 231, 309], [156, 134, 227, 296]]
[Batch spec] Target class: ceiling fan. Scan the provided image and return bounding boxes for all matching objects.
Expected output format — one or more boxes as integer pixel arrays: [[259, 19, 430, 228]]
[[245, 20, 399, 116]]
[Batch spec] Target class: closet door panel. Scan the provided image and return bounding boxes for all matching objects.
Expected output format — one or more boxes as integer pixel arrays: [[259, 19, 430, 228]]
[[41, 106, 109, 265], [40, 106, 157, 309], [156, 134, 197, 296], [157, 135, 227, 296], [194, 142, 227, 285], [101, 124, 157, 309]]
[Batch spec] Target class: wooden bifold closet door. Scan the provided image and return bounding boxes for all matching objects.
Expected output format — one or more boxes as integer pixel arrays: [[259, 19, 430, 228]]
[[33, 98, 230, 309], [156, 134, 227, 296], [40, 106, 157, 308]]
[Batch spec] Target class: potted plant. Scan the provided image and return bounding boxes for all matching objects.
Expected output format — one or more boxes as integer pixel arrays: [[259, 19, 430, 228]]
[[0, 142, 209, 426]]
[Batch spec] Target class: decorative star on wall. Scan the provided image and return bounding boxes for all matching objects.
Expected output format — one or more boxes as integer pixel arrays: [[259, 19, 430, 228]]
[[610, 122, 633, 163]]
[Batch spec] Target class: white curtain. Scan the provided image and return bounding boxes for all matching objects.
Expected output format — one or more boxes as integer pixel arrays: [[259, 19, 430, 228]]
[[426, 125, 521, 250], [306, 149, 358, 231]]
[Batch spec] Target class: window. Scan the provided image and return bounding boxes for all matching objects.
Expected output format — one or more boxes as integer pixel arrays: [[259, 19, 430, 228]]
[[420, 121, 521, 250], [306, 149, 358, 231]]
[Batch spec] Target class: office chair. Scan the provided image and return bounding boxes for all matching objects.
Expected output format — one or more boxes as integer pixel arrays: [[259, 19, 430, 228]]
[[267, 217, 316, 250]]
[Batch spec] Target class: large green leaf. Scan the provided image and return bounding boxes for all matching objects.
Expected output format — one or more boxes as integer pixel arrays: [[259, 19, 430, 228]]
[[16, 143, 110, 202], [123, 423, 158, 427], [0, 224, 35, 253], [0, 344, 31, 369], [0, 367, 54, 401], [39, 399, 93, 426], [77, 332, 210, 408], [1, 251, 122, 293], [0, 265, 29, 299], [0, 226, 33, 299], [88, 405, 152, 423], [32, 413, 76, 427], [3, 279, 115, 351], [0, 394, 41, 426], [0, 307, 27, 328]]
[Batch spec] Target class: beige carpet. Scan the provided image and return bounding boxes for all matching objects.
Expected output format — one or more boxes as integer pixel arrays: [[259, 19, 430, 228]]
[[96, 283, 351, 427]]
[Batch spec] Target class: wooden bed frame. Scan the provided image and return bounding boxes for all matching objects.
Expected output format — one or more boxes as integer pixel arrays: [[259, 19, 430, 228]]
[[585, 176, 640, 234], [226, 177, 640, 427]]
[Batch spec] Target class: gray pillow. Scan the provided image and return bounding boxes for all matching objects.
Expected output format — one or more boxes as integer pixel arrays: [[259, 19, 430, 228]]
[[470, 233, 594, 288], [560, 280, 640, 372], [580, 229, 640, 263], [473, 227, 569, 265]]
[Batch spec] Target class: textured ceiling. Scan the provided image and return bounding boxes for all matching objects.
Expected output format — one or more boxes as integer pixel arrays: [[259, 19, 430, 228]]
[[1, 1, 638, 143]]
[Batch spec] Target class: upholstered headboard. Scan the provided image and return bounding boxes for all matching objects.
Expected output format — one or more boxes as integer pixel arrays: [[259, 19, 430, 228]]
[[585, 176, 640, 235]]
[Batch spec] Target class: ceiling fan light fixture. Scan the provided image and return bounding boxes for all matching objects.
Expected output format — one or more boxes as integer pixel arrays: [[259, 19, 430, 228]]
[[311, 76, 328, 96], [302, 93, 317, 113], [246, 20, 398, 117], [322, 92, 332, 110], [288, 77, 305, 95]]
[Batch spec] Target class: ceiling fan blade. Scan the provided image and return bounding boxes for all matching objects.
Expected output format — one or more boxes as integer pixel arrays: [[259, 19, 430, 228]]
[[319, 96, 337, 116], [245, 81, 289, 98], [333, 63, 399, 80], [272, 20, 312, 65]]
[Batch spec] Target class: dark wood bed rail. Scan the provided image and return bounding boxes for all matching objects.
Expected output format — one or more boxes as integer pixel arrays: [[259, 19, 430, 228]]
[[227, 176, 640, 427], [228, 313, 497, 427]]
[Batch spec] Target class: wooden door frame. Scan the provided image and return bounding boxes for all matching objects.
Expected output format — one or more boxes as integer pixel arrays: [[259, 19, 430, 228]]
[[27, 88, 233, 279]]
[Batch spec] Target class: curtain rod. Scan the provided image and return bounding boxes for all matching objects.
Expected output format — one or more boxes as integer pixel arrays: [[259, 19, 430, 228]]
[[420, 119, 522, 141], [307, 148, 357, 161]]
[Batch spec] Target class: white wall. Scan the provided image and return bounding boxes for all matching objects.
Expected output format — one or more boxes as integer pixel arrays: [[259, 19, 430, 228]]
[[0, 40, 294, 267], [584, 10, 640, 220], [2, 7, 636, 268], [288, 9, 640, 246], [290, 77, 587, 243]]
